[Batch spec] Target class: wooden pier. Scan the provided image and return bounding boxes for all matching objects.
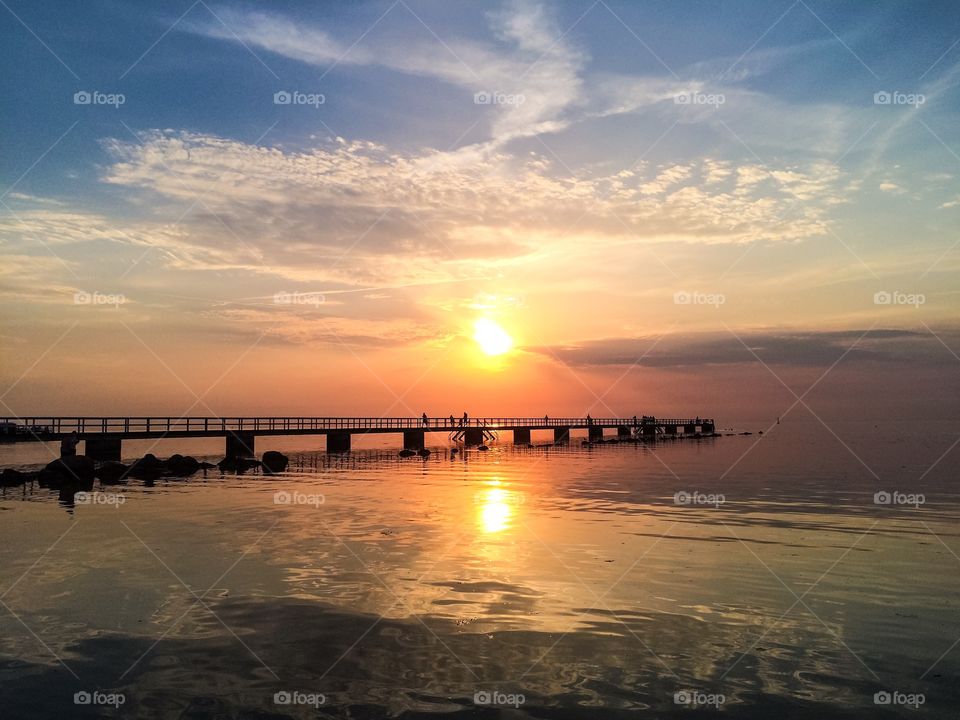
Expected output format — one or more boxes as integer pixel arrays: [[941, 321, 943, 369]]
[[0, 416, 717, 460]]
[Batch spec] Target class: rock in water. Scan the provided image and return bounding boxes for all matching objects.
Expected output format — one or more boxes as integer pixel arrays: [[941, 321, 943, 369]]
[[128, 453, 164, 479], [398, 449, 416, 458], [261, 451, 289, 474], [166, 454, 200, 476], [96, 462, 130, 484], [217, 457, 261, 474], [39, 455, 95, 486], [417, 448, 431, 458], [0, 468, 29, 487]]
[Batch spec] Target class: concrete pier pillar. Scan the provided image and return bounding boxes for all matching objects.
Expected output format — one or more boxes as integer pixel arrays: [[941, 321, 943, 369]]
[[327, 431, 351, 453], [85, 436, 122, 461], [463, 428, 485, 446], [554, 427, 570, 443], [226, 431, 255, 458], [641, 424, 657, 438], [665, 424, 678, 435], [701, 422, 714, 434], [403, 430, 425, 450], [683, 424, 696, 435], [617, 425, 631, 438], [588, 426, 604, 442], [513, 427, 531, 444]]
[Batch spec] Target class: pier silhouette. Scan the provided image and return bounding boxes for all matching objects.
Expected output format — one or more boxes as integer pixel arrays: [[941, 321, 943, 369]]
[[1, 415, 717, 460]]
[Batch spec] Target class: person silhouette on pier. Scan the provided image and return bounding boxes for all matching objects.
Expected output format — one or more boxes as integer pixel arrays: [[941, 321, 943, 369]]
[[60, 431, 79, 457], [422, 413, 429, 427], [586, 414, 593, 426], [449, 414, 455, 427], [462, 411, 469, 426]]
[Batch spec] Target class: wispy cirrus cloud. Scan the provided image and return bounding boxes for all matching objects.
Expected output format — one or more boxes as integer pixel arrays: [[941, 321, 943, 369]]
[[188, 1, 586, 146]]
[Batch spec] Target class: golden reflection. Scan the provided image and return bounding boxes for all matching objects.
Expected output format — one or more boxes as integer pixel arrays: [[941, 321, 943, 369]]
[[477, 478, 521, 534]]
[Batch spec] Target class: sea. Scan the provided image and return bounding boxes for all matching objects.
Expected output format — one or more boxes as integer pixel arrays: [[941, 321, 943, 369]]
[[0, 419, 957, 718]]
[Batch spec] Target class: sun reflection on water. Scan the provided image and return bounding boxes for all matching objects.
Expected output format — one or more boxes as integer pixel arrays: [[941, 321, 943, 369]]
[[477, 478, 521, 534]]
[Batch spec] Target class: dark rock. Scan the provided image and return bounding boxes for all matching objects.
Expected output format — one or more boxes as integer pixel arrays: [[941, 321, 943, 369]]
[[166, 454, 200, 476], [96, 462, 130, 484], [128, 454, 164, 479], [39, 455, 95, 486], [398, 449, 416, 458], [477, 445, 489, 452], [217, 457, 261, 474], [261, 451, 289, 474], [416, 448, 431, 458], [198, 461, 216, 469], [1, 468, 29, 487]]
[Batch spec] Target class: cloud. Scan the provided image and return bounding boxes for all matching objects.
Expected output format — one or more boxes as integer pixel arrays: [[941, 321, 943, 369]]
[[0, 124, 851, 305], [528, 329, 958, 368], [189, 0, 585, 146]]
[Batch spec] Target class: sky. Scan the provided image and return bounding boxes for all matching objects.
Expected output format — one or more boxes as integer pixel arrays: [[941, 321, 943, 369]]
[[1, 0, 959, 424]]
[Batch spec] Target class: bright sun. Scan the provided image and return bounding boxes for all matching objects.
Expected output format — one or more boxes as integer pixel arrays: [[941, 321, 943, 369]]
[[473, 318, 513, 356]]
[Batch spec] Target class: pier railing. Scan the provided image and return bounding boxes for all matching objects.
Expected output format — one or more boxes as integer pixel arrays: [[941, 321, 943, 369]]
[[2, 416, 714, 437]]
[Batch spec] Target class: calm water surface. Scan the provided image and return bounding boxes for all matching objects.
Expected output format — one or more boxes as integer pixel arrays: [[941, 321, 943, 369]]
[[1, 421, 958, 718]]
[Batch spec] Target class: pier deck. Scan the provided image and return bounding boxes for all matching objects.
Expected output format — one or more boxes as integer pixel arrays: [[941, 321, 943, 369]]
[[0, 416, 717, 459]]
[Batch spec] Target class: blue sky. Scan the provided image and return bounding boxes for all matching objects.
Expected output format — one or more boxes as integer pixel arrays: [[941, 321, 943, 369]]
[[1, 0, 959, 417]]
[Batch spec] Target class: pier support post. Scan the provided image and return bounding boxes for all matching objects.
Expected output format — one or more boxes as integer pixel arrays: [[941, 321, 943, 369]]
[[665, 424, 678, 435], [513, 427, 531, 444], [554, 427, 570, 443], [85, 436, 122, 462], [683, 424, 696, 435], [641, 424, 657, 439], [463, 428, 484, 446], [701, 422, 714, 435], [226, 431, 255, 458], [617, 425, 631, 438], [403, 430, 425, 450], [327, 431, 351, 453], [588, 426, 604, 442]]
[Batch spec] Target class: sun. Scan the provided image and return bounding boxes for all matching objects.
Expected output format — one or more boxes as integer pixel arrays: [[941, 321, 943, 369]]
[[473, 317, 513, 356]]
